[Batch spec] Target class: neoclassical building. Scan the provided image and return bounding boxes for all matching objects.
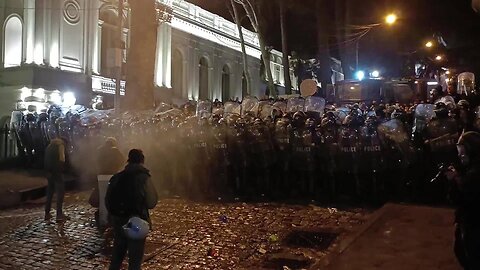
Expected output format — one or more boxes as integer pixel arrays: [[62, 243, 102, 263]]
[[0, 0, 296, 120]]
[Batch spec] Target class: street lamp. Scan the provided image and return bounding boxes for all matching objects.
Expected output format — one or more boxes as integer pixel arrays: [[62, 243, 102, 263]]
[[385, 14, 397, 25], [435, 55, 443, 61], [425, 41, 434, 48], [355, 13, 397, 70]]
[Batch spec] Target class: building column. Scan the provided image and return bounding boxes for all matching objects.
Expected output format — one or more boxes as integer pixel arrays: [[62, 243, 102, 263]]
[[33, 0, 45, 64], [95, 21, 103, 74], [154, 24, 164, 87], [49, 0, 60, 68], [24, 0, 36, 64], [162, 24, 172, 88]]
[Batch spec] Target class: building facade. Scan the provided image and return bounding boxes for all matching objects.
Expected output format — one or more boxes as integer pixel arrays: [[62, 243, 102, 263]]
[[0, 0, 296, 121]]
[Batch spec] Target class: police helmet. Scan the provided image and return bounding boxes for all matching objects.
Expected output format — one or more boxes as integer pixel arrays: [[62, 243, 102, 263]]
[[123, 216, 149, 240]]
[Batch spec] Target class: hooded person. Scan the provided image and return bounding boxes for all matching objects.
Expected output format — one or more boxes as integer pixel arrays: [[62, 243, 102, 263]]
[[89, 137, 126, 229], [105, 149, 158, 270]]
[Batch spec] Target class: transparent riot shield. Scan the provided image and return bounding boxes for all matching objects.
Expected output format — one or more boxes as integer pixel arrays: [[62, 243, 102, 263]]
[[305, 96, 326, 117], [413, 104, 435, 136], [196, 100, 212, 118], [241, 96, 259, 116], [378, 119, 410, 145], [224, 101, 241, 117], [259, 104, 274, 120], [273, 101, 287, 114], [458, 72, 475, 96], [333, 107, 350, 124], [286, 97, 305, 113], [378, 118, 414, 165]]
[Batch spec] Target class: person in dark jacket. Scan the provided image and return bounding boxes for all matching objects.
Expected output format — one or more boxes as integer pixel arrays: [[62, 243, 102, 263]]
[[89, 137, 126, 229], [446, 131, 480, 270], [44, 138, 67, 221], [106, 149, 158, 270]]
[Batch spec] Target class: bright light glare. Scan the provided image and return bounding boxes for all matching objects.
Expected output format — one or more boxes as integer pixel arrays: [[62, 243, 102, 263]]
[[20, 87, 31, 101], [371, 70, 380, 78], [34, 88, 45, 99], [385, 14, 397, 25], [445, 70, 451, 75], [50, 91, 62, 104], [427, 82, 439, 86], [356, 71, 365, 81], [63, 92, 76, 107], [425, 41, 433, 48], [435, 55, 443, 61]]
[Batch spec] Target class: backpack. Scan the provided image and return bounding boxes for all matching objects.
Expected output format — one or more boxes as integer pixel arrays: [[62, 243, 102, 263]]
[[105, 171, 146, 218]]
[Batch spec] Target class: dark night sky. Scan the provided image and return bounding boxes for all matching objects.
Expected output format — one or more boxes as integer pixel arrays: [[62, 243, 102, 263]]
[[187, 0, 480, 76]]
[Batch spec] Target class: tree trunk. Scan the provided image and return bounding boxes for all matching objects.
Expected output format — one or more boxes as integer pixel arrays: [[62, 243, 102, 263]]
[[230, 0, 252, 95], [279, 0, 292, 94], [316, 0, 332, 97], [256, 5, 276, 98], [124, 0, 157, 111], [259, 36, 276, 98]]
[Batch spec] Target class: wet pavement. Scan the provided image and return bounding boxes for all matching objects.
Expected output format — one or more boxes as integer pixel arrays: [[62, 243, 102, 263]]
[[0, 193, 369, 269], [322, 204, 460, 270]]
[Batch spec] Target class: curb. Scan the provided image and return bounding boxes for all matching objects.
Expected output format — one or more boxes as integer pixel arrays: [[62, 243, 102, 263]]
[[309, 204, 391, 269]]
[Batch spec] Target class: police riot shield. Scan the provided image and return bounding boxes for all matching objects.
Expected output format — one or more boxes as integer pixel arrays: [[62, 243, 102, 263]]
[[378, 119, 410, 145], [287, 97, 305, 113], [413, 104, 435, 135], [378, 118, 413, 164], [305, 96, 325, 117], [241, 96, 259, 116], [224, 101, 241, 117], [273, 101, 287, 114], [458, 72, 475, 96], [196, 100, 212, 118], [334, 107, 350, 125], [258, 104, 272, 120]]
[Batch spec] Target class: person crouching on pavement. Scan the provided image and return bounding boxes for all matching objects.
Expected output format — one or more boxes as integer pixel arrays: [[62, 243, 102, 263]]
[[89, 137, 125, 230], [44, 137, 68, 221], [105, 149, 158, 270], [445, 131, 480, 269]]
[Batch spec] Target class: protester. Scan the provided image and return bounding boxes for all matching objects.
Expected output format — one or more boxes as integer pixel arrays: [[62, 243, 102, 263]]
[[43, 137, 68, 221], [106, 149, 158, 270], [89, 137, 126, 229], [445, 132, 480, 269]]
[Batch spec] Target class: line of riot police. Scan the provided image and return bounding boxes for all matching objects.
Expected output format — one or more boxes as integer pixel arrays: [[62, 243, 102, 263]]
[[9, 95, 480, 203]]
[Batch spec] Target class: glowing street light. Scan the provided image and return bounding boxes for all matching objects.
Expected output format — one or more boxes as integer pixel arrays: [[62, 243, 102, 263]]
[[356, 70, 366, 81], [435, 55, 443, 61], [425, 41, 434, 48], [385, 14, 397, 25], [371, 70, 380, 78]]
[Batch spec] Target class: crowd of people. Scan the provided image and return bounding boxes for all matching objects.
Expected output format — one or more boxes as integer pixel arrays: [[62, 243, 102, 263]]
[[12, 85, 480, 204]]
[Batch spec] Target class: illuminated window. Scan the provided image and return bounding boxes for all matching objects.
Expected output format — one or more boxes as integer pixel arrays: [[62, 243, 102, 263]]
[[4, 16, 23, 67]]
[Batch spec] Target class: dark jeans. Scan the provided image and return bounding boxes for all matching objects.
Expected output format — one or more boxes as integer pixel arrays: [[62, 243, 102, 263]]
[[455, 224, 480, 270], [109, 223, 146, 270], [45, 172, 64, 216]]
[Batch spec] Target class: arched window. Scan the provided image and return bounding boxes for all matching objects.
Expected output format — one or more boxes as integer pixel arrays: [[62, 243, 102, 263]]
[[4, 16, 23, 67], [221, 65, 230, 101], [199, 57, 209, 100], [172, 49, 183, 98]]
